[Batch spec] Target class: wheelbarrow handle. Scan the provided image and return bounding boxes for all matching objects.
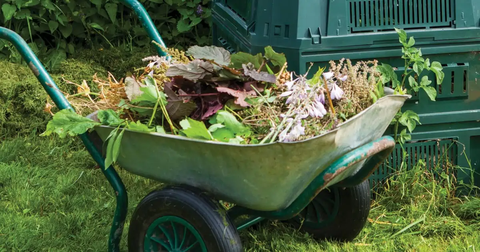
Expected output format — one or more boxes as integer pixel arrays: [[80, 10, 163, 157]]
[[120, 0, 168, 57], [0, 27, 128, 252]]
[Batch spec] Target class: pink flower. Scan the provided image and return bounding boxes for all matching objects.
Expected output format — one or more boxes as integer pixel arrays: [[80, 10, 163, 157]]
[[339, 75, 348, 82]]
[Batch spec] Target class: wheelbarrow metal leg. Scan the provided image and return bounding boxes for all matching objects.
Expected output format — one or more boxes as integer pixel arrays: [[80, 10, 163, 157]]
[[0, 27, 128, 252], [120, 0, 169, 57]]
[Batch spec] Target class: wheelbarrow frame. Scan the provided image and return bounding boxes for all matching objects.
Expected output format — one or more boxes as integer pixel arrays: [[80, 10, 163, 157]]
[[0, 0, 400, 251]]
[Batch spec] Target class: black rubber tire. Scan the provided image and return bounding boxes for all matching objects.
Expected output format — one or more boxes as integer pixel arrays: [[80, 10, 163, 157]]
[[290, 179, 371, 242], [128, 186, 242, 252]]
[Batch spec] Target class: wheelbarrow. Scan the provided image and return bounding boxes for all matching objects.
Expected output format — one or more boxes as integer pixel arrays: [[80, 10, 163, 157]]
[[0, 0, 410, 251]]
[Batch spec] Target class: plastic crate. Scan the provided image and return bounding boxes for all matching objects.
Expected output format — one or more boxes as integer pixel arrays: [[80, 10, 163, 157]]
[[212, 0, 480, 74], [212, 0, 480, 188]]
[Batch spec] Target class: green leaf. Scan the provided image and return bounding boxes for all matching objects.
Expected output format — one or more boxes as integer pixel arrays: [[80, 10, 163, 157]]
[[377, 63, 400, 87], [395, 28, 407, 44], [264, 46, 286, 67], [408, 76, 418, 91], [179, 118, 213, 140], [407, 36, 415, 47], [413, 62, 424, 75], [230, 52, 263, 69], [419, 76, 432, 87], [127, 121, 154, 133], [2, 3, 17, 21], [105, 3, 118, 24], [210, 110, 250, 136], [308, 67, 326, 85], [89, 23, 105, 31], [41, 109, 100, 138], [177, 19, 191, 33], [424, 58, 431, 69], [186, 45, 231, 67], [155, 126, 166, 134], [14, 9, 31, 20], [104, 128, 119, 169], [41, 0, 55, 11], [112, 127, 126, 164], [422, 86, 437, 101], [208, 123, 225, 132], [398, 110, 421, 133], [59, 24, 73, 38], [48, 20, 59, 33], [97, 109, 124, 126], [430, 61, 445, 84], [211, 128, 235, 142], [45, 49, 66, 71], [131, 76, 166, 105]]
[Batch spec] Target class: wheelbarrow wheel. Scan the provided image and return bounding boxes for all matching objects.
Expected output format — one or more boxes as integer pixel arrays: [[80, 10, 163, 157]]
[[290, 179, 371, 241], [128, 186, 242, 252]]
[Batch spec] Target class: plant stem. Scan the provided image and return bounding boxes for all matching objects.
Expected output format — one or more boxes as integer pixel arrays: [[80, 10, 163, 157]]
[[322, 76, 336, 117], [258, 59, 266, 73], [264, 106, 294, 144]]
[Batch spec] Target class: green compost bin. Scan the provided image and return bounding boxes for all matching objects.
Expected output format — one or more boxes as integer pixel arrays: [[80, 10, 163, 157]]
[[212, 0, 480, 189]]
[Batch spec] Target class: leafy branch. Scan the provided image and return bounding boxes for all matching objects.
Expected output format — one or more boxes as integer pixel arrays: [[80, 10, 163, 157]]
[[377, 28, 445, 145]]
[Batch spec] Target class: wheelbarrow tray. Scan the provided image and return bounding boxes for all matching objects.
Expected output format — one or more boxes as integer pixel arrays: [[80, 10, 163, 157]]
[[92, 95, 409, 211]]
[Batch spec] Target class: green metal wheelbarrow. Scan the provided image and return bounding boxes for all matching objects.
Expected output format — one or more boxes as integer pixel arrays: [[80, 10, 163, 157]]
[[0, 0, 410, 251]]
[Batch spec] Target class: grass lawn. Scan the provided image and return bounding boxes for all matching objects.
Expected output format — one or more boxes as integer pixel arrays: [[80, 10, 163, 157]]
[[0, 51, 479, 251], [1, 135, 479, 251]]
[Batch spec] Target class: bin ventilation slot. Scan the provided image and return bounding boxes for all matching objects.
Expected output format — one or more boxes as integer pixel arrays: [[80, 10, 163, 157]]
[[436, 62, 468, 99], [371, 139, 457, 189], [348, 0, 456, 33]]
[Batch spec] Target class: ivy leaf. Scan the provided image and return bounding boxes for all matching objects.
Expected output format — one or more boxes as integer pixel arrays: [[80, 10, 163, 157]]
[[398, 110, 421, 133], [166, 59, 214, 82], [422, 86, 437, 101], [179, 118, 213, 140], [1, 3, 17, 21], [430, 61, 445, 84], [97, 109, 124, 126], [264, 46, 286, 67], [216, 87, 256, 107], [41, 109, 100, 138], [187, 45, 231, 67], [230, 52, 263, 69], [242, 63, 276, 83]]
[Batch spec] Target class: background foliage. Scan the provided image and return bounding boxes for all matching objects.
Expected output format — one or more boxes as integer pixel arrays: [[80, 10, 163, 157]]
[[0, 0, 212, 70]]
